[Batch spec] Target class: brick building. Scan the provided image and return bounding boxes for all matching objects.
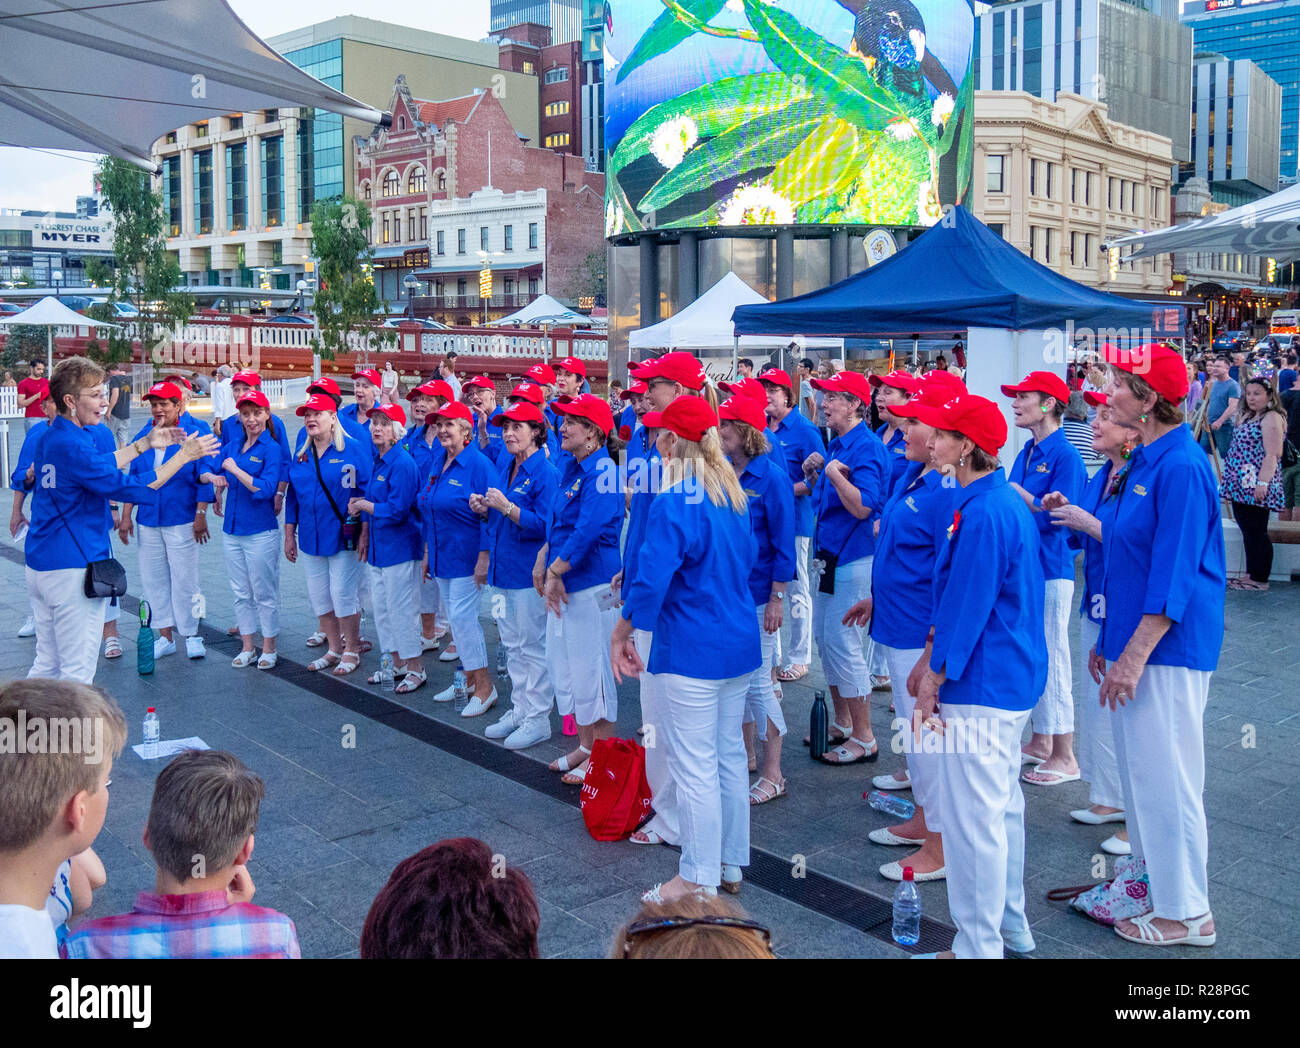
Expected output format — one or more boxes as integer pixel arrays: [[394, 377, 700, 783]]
[[492, 22, 587, 157], [355, 75, 605, 324]]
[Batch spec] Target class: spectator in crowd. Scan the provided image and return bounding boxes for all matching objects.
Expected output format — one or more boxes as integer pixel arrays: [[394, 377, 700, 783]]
[[105, 362, 133, 448], [1281, 380, 1300, 522], [439, 352, 462, 402], [381, 360, 400, 402], [17, 360, 48, 433], [360, 837, 539, 959], [1, 370, 15, 388], [1279, 353, 1298, 395], [1061, 391, 1101, 467], [0, 679, 125, 959], [1221, 377, 1287, 590], [64, 749, 300, 959], [797, 358, 817, 427], [736, 358, 755, 379], [1184, 362, 1203, 418], [611, 895, 774, 959], [1199, 356, 1239, 465]]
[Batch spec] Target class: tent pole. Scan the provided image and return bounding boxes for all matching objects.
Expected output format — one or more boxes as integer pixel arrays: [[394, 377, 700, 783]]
[[47, 326, 53, 374], [732, 336, 738, 379]]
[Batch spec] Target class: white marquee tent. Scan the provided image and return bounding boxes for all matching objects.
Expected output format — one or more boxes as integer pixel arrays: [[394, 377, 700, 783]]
[[1108, 181, 1300, 262], [0, 295, 120, 373], [489, 295, 593, 328]]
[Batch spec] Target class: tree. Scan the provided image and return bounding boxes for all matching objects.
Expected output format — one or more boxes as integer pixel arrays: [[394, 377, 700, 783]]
[[1, 325, 47, 375], [310, 197, 393, 363], [83, 257, 132, 366], [564, 248, 607, 308]]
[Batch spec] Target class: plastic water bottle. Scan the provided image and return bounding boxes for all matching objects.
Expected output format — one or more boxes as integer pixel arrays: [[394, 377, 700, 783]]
[[379, 653, 396, 693], [866, 790, 916, 820], [142, 708, 160, 760], [809, 690, 829, 760], [496, 644, 508, 680], [137, 601, 154, 676], [892, 867, 921, 947], [453, 666, 468, 713]]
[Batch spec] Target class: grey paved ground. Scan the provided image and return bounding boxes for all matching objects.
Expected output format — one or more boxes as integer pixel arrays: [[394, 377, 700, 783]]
[[2, 412, 1296, 958]]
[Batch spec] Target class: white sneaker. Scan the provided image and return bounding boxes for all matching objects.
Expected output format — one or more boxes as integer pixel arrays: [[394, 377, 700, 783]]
[[16, 616, 36, 638], [154, 636, 177, 659], [485, 708, 522, 739], [460, 687, 498, 718], [1004, 929, 1036, 954], [504, 718, 551, 750], [185, 636, 206, 659]]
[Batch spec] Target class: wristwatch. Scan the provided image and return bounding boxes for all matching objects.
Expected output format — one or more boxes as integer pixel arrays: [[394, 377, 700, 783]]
[[769, 592, 784, 602]]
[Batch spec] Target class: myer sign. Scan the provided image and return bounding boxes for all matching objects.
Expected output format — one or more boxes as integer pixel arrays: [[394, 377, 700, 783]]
[[30, 218, 114, 250]]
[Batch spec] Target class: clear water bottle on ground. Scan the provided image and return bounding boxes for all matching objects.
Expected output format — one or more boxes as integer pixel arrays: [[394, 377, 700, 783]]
[[453, 666, 468, 713], [142, 707, 160, 760], [867, 790, 916, 820], [379, 653, 396, 693], [496, 644, 508, 680], [892, 867, 921, 947]]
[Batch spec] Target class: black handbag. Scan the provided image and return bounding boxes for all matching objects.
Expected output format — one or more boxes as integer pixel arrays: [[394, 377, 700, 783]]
[[310, 443, 360, 551], [50, 492, 128, 598]]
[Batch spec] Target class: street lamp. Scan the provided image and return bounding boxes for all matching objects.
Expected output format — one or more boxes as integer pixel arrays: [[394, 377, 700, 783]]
[[404, 273, 421, 320]]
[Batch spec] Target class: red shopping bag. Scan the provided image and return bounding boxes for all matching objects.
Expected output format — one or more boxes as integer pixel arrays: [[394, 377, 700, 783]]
[[580, 737, 653, 841]]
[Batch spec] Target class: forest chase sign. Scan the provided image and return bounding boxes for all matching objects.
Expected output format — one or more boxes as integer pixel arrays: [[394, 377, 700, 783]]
[[30, 218, 114, 249]]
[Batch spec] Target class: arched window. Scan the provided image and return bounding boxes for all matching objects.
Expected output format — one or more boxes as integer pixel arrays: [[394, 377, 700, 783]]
[[436, 170, 447, 192], [398, 115, 407, 130], [361, 181, 371, 200], [382, 170, 399, 198], [407, 166, 426, 194]]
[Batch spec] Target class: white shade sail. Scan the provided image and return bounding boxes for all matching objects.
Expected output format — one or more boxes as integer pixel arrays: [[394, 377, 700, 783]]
[[0, 295, 119, 328], [1108, 182, 1300, 262], [489, 294, 592, 328], [0, 0, 384, 171]]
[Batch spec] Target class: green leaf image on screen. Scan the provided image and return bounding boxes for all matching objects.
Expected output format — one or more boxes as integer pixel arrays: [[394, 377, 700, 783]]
[[605, 0, 975, 234]]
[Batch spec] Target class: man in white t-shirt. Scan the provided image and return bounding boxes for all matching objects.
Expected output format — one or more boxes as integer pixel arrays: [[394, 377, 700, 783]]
[[210, 365, 234, 439]]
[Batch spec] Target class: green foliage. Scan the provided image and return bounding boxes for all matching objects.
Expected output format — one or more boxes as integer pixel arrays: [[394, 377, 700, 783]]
[[310, 197, 393, 361], [1, 325, 47, 374]]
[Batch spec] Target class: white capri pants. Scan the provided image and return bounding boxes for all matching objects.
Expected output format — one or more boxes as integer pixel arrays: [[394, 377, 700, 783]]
[[659, 671, 750, 887], [104, 598, 120, 625], [883, 644, 941, 832], [785, 535, 813, 667], [26, 567, 107, 684], [420, 574, 448, 631], [743, 605, 786, 741], [1110, 664, 1212, 920], [545, 583, 618, 726], [368, 561, 422, 661], [301, 550, 363, 618], [436, 575, 487, 671], [1078, 616, 1123, 810], [811, 555, 872, 696], [1031, 578, 1075, 735], [494, 587, 551, 725], [636, 629, 679, 846], [224, 529, 281, 639], [137, 523, 200, 636], [935, 702, 1033, 959]]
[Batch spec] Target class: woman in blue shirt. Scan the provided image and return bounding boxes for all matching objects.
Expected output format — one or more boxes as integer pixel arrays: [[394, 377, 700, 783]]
[[612, 395, 760, 902], [1095, 343, 1224, 949], [908, 393, 1046, 959], [219, 390, 285, 671], [468, 402, 559, 751], [348, 402, 425, 694], [1002, 371, 1087, 788], [804, 369, 889, 764], [544, 394, 624, 785], [418, 401, 495, 711], [284, 394, 372, 676], [401, 379, 454, 654], [718, 394, 795, 810]]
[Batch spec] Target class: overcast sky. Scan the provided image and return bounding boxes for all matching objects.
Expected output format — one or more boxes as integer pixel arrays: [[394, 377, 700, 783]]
[[0, 0, 490, 213]]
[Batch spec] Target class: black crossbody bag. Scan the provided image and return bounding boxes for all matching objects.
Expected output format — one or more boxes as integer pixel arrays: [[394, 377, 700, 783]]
[[49, 492, 127, 599], [310, 444, 359, 551]]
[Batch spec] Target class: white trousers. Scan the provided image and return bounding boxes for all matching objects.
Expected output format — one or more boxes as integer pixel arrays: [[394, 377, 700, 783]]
[[368, 561, 422, 661], [545, 583, 617, 726], [1077, 616, 1124, 810], [104, 599, 119, 624], [743, 605, 786, 741], [26, 567, 107, 684], [811, 555, 872, 696], [224, 530, 281, 639], [436, 575, 487, 671], [1031, 578, 1075, 735], [636, 629, 679, 845], [419, 574, 447, 631], [935, 703, 1032, 959], [659, 671, 750, 886], [301, 550, 363, 618], [137, 523, 200, 636], [883, 645, 941, 832], [494, 587, 551, 724], [1111, 664, 1212, 920], [784, 535, 813, 666]]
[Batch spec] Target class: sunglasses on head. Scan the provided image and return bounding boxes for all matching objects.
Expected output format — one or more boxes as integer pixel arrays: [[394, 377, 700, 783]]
[[622, 915, 772, 955]]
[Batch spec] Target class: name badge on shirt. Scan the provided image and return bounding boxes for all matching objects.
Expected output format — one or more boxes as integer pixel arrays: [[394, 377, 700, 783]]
[[328, 458, 343, 464], [1133, 484, 1147, 496], [893, 447, 906, 456], [513, 486, 527, 495], [1036, 464, 1050, 473], [744, 487, 759, 497], [449, 478, 462, 487], [250, 456, 262, 464], [377, 473, 386, 482], [904, 496, 918, 513]]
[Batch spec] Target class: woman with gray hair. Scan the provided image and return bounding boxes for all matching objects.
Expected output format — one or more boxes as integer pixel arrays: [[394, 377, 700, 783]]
[[1061, 391, 1101, 466]]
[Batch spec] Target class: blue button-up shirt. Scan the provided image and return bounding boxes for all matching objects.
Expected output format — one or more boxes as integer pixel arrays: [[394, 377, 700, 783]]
[[548, 447, 622, 592], [1008, 427, 1085, 581], [221, 428, 282, 536], [418, 441, 492, 579], [876, 422, 911, 498], [1097, 425, 1225, 670], [622, 439, 659, 593], [870, 463, 953, 651], [622, 487, 760, 680], [769, 410, 823, 538], [474, 406, 506, 464], [221, 412, 291, 483], [126, 424, 215, 527], [363, 444, 422, 567], [285, 436, 372, 557], [811, 421, 889, 564], [485, 448, 559, 589], [1069, 461, 1126, 625], [399, 424, 442, 487], [739, 453, 796, 607], [929, 469, 1047, 711]]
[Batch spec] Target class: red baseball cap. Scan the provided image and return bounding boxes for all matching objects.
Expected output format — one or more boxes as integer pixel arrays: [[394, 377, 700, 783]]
[[552, 393, 613, 435], [869, 369, 923, 394], [491, 401, 546, 427], [297, 393, 338, 416], [230, 370, 262, 388], [352, 369, 381, 388], [509, 382, 545, 405], [924, 394, 1008, 455], [368, 402, 407, 427], [810, 370, 873, 403], [719, 376, 767, 403], [619, 379, 649, 400], [463, 375, 496, 392], [307, 377, 342, 399], [143, 382, 183, 401], [718, 392, 767, 431], [163, 374, 192, 391], [525, 362, 556, 384], [428, 401, 474, 425], [555, 356, 586, 379], [407, 380, 454, 402], [1001, 370, 1071, 405], [921, 369, 967, 397], [889, 385, 955, 422], [632, 351, 707, 391], [1102, 343, 1189, 404], [757, 368, 793, 390], [1083, 391, 1108, 408], [236, 390, 270, 410], [643, 395, 720, 442]]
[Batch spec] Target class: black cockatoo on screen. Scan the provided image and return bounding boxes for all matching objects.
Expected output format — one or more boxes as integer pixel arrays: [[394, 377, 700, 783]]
[[837, 0, 958, 100]]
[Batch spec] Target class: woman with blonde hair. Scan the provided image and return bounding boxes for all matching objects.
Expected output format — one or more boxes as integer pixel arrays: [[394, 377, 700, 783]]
[[611, 894, 774, 959], [613, 395, 760, 903]]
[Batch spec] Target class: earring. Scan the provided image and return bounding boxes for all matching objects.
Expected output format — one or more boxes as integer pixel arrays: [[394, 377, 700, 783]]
[[959, 453, 966, 469], [1121, 443, 1132, 460], [1138, 413, 1148, 423]]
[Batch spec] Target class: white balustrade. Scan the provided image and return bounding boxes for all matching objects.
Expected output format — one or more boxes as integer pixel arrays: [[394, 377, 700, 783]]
[[0, 387, 18, 418]]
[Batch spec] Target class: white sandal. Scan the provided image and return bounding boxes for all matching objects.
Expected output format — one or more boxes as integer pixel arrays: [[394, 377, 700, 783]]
[[307, 650, 340, 671], [549, 744, 590, 774], [1115, 912, 1216, 947], [231, 650, 259, 668], [257, 652, 278, 671], [305, 631, 328, 647]]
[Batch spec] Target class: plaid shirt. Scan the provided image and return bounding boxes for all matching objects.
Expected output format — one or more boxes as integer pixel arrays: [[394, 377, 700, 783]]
[[62, 891, 300, 959]]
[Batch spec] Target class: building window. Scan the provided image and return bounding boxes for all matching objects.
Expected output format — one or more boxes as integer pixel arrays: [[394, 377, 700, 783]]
[[420, 208, 427, 241], [1045, 162, 1055, 200], [523, 61, 535, 75], [457, 277, 467, 298], [987, 155, 1005, 193], [544, 101, 571, 117], [382, 171, 399, 198], [987, 222, 1004, 238], [193, 149, 213, 234], [407, 209, 415, 242], [229, 116, 243, 132], [399, 115, 407, 130], [261, 136, 283, 227], [457, 228, 466, 254], [528, 222, 539, 250], [504, 224, 513, 251], [436, 171, 446, 192], [480, 226, 490, 251], [545, 133, 571, 148], [165, 131, 177, 145], [225, 143, 247, 233], [382, 214, 390, 244], [362, 181, 371, 200], [163, 156, 181, 236], [263, 109, 277, 124], [408, 167, 426, 194], [529, 276, 539, 296], [392, 211, 400, 244], [544, 67, 570, 84], [1045, 228, 1054, 264], [194, 122, 209, 138], [505, 277, 515, 297], [436, 230, 445, 255]]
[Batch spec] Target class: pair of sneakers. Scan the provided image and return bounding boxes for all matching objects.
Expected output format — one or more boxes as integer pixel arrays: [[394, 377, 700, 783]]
[[485, 707, 551, 750], [155, 635, 205, 659]]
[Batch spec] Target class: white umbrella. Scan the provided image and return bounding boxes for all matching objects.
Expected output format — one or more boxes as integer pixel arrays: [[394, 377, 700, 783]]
[[0, 0, 384, 170], [0, 295, 120, 372]]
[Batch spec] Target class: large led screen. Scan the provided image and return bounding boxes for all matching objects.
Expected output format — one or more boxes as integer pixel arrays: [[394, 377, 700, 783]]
[[605, 1, 975, 235]]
